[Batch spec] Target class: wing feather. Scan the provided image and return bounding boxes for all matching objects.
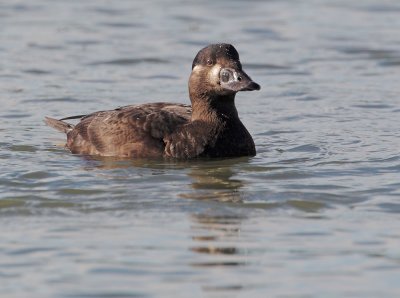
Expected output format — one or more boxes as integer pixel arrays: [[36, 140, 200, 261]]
[[65, 103, 191, 157]]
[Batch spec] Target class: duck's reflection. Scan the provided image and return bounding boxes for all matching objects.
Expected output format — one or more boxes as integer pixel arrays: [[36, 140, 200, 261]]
[[181, 160, 251, 282], [87, 157, 249, 241], [191, 159, 246, 204], [189, 212, 249, 296], [83, 155, 250, 292], [84, 156, 249, 202], [189, 213, 243, 263], [180, 160, 246, 203]]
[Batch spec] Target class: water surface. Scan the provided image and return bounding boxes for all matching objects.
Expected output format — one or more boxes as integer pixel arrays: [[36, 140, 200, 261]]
[[1, 0, 400, 297]]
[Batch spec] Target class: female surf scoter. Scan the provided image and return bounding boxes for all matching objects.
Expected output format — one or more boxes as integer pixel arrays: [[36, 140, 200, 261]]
[[45, 43, 260, 159]]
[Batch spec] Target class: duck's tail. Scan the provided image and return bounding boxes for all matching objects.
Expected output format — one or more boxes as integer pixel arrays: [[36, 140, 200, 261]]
[[44, 117, 74, 134]]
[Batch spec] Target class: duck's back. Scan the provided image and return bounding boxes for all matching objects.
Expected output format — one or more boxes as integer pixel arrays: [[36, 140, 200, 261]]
[[65, 103, 191, 157]]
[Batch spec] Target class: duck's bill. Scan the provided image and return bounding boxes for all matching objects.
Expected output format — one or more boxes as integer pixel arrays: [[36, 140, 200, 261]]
[[219, 68, 261, 92]]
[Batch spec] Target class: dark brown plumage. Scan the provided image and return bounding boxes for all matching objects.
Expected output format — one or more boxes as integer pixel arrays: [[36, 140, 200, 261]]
[[45, 43, 260, 159]]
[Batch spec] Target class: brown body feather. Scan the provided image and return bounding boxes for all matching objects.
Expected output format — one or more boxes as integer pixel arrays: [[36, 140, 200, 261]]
[[62, 103, 191, 157]]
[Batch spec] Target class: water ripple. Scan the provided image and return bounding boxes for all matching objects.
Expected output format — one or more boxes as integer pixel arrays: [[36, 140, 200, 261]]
[[1, 0, 400, 297], [88, 58, 169, 66]]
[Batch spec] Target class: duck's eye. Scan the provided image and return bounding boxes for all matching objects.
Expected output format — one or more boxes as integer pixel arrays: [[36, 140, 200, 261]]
[[206, 59, 213, 66], [220, 69, 233, 83]]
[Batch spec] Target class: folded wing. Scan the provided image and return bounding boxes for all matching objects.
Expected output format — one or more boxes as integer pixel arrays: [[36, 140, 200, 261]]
[[64, 103, 191, 157]]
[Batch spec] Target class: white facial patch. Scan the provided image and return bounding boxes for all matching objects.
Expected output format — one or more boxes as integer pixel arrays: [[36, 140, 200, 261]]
[[190, 65, 204, 84], [192, 65, 204, 74], [208, 64, 222, 84]]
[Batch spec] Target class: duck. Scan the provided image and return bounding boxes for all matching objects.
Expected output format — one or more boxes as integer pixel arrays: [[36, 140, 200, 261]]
[[45, 43, 260, 159]]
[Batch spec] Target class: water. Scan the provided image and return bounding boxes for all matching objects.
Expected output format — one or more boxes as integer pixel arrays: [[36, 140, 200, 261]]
[[1, 0, 400, 297]]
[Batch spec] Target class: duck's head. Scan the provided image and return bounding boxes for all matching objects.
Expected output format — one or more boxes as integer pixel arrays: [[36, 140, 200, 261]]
[[189, 43, 260, 100]]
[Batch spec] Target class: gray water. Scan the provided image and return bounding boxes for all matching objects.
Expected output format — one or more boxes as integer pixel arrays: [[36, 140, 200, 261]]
[[1, 0, 400, 297]]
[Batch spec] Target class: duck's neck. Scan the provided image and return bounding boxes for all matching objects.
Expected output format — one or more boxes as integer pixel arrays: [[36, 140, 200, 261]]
[[190, 93, 239, 122]]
